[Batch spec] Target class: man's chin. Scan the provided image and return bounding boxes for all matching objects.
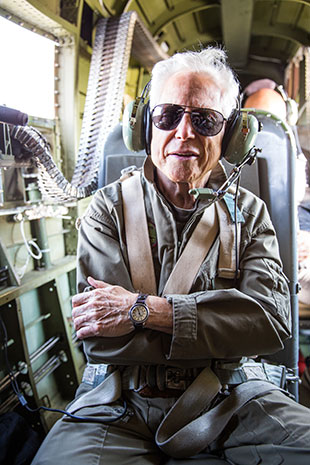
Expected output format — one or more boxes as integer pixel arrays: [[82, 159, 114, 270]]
[[163, 170, 193, 185]]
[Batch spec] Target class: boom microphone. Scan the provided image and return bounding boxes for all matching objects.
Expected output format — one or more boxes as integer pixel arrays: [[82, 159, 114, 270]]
[[0, 105, 28, 126]]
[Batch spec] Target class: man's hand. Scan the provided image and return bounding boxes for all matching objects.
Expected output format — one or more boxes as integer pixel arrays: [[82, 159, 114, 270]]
[[72, 276, 137, 339]]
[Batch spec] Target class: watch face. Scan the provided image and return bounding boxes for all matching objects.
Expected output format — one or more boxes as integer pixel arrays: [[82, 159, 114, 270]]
[[131, 304, 148, 322]]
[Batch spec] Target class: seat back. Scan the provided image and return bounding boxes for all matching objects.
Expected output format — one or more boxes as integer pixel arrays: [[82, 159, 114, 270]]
[[98, 124, 145, 187]]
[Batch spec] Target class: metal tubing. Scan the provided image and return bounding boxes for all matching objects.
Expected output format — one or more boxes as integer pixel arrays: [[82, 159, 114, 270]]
[[29, 336, 60, 363], [30, 217, 52, 269], [33, 354, 62, 384]]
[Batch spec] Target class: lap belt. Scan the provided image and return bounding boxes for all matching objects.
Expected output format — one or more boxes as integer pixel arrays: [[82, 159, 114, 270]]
[[155, 367, 286, 458], [82, 360, 288, 392], [80, 363, 286, 458]]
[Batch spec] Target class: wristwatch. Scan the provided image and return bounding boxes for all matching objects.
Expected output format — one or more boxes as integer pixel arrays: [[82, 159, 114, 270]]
[[129, 293, 149, 328]]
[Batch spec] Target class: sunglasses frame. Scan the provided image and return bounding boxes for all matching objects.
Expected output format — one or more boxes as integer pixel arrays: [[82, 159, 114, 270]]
[[151, 103, 227, 137]]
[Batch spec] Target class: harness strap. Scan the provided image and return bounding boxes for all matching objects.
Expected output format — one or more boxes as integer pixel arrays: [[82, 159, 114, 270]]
[[163, 202, 218, 294], [67, 369, 121, 414], [215, 200, 240, 279], [122, 172, 157, 294], [121, 172, 240, 294], [155, 367, 284, 458]]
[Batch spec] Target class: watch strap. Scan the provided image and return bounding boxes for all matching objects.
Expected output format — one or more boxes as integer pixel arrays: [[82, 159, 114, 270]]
[[136, 293, 148, 304]]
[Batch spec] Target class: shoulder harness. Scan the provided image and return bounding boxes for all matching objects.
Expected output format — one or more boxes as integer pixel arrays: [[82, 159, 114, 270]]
[[121, 170, 243, 295]]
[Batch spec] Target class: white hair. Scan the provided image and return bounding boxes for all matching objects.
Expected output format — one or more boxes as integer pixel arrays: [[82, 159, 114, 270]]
[[149, 47, 240, 119]]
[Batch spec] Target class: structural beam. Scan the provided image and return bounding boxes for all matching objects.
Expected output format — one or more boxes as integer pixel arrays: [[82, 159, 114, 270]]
[[221, 0, 254, 68]]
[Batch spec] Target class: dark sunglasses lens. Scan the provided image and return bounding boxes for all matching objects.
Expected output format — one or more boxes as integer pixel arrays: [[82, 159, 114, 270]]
[[152, 104, 183, 130], [191, 109, 224, 136], [152, 105, 225, 136]]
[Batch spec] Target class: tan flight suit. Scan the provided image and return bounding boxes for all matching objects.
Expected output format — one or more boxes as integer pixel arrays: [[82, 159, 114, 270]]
[[32, 158, 310, 465]]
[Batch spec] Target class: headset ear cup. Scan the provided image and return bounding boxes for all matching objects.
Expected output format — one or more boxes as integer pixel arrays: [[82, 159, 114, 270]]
[[221, 110, 239, 160], [122, 99, 147, 152], [222, 111, 259, 165]]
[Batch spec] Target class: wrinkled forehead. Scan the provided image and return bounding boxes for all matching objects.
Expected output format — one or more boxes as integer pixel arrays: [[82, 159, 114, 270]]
[[157, 71, 223, 112]]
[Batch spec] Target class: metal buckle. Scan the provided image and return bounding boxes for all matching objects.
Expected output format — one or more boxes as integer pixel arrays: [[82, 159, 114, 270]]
[[242, 363, 268, 381], [165, 368, 188, 390], [82, 363, 111, 387]]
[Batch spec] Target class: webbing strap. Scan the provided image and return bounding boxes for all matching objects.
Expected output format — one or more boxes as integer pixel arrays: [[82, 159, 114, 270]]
[[122, 173, 157, 294], [68, 370, 121, 414], [156, 368, 221, 443], [215, 200, 240, 279], [155, 369, 284, 458], [163, 203, 218, 295], [121, 173, 239, 295]]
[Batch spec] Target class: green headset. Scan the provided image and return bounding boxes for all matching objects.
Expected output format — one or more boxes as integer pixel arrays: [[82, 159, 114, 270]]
[[122, 83, 260, 166]]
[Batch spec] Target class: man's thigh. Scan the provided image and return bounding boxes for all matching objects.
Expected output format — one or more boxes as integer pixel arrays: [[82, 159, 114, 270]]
[[219, 389, 310, 465], [31, 403, 163, 465], [165, 455, 231, 464], [31, 388, 310, 465]]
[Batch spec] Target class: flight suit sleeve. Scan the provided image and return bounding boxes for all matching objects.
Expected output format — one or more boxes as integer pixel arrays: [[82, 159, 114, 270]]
[[76, 188, 134, 294], [76, 188, 173, 366], [165, 201, 292, 361]]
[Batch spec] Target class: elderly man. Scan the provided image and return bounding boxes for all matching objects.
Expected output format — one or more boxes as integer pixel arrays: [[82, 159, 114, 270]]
[[32, 47, 310, 465]]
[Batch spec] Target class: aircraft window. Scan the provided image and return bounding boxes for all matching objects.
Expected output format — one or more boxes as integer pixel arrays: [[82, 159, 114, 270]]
[[0, 16, 55, 119]]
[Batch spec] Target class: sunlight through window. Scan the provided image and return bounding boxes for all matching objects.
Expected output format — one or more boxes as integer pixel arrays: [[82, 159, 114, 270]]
[[0, 16, 55, 119]]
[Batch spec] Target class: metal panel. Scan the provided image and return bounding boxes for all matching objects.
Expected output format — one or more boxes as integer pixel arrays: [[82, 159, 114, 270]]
[[221, 0, 254, 68]]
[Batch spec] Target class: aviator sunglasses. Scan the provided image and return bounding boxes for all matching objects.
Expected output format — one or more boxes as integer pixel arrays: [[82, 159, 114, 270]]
[[151, 103, 227, 137]]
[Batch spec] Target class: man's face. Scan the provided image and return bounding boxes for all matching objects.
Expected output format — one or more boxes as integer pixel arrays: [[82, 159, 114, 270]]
[[150, 72, 225, 188]]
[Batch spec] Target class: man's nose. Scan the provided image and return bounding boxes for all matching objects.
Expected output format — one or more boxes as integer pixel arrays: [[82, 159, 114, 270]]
[[175, 112, 196, 140]]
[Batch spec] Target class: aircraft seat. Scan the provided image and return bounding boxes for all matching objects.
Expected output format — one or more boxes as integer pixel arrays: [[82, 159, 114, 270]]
[[98, 124, 146, 188]]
